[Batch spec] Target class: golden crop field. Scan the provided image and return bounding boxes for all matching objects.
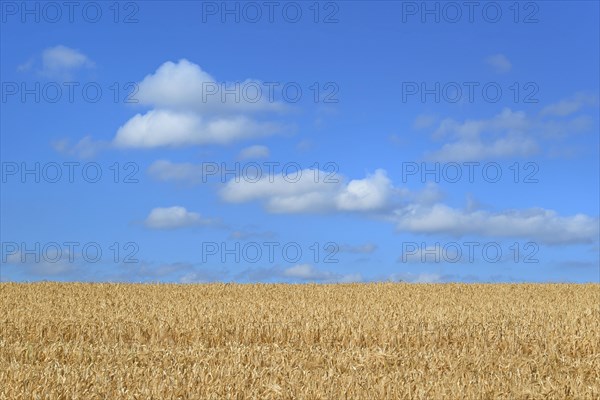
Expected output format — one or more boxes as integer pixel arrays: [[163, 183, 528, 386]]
[[1, 283, 598, 399]]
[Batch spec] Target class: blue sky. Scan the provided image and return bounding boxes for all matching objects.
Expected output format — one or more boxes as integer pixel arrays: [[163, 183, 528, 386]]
[[1, 1, 599, 283]]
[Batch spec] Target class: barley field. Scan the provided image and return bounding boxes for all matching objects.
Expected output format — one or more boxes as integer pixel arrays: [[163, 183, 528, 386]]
[[1, 283, 598, 399]]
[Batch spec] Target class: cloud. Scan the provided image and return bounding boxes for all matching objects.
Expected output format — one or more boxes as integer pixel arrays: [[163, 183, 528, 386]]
[[228, 229, 276, 240], [238, 145, 270, 160], [553, 260, 599, 270], [540, 93, 598, 117], [532, 115, 593, 142], [52, 136, 108, 159], [485, 54, 512, 74], [413, 114, 438, 129], [17, 45, 94, 79], [113, 110, 282, 149], [1, 248, 77, 276], [108, 261, 228, 283], [282, 264, 362, 282], [56, 59, 290, 154], [40, 45, 94, 78], [144, 206, 215, 230], [219, 161, 597, 246], [179, 271, 221, 283], [427, 136, 538, 161], [410, 183, 445, 205], [220, 169, 338, 213], [398, 244, 459, 264], [296, 139, 314, 152], [17, 59, 34, 72], [392, 204, 599, 245], [220, 168, 398, 214], [110, 60, 290, 149], [424, 106, 593, 162], [234, 264, 362, 283], [336, 170, 397, 211], [135, 59, 286, 114], [283, 264, 331, 280], [426, 108, 537, 161], [385, 272, 504, 283], [410, 273, 444, 283], [388, 133, 407, 146], [432, 108, 530, 139]]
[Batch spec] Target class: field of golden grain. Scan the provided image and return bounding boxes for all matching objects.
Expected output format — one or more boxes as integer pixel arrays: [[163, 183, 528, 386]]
[[1, 283, 598, 399]]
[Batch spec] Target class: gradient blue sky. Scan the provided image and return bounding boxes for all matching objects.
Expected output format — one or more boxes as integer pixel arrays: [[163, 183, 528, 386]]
[[1, 1, 599, 283]]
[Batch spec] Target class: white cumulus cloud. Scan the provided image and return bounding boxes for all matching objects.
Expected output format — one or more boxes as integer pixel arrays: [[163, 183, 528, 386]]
[[58, 59, 289, 154], [220, 168, 397, 214], [135, 59, 286, 114], [144, 206, 214, 230]]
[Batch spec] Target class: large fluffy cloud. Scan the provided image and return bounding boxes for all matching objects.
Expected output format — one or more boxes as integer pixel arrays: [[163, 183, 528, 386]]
[[111, 60, 289, 149], [58, 59, 288, 153], [135, 59, 285, 114], [220, 168, 398, 213]]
